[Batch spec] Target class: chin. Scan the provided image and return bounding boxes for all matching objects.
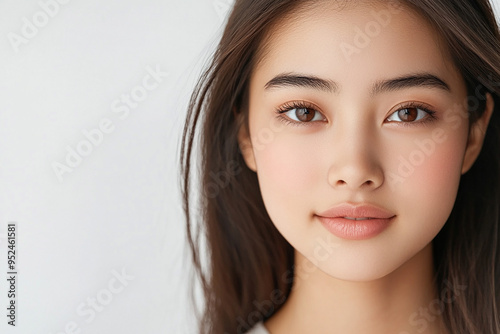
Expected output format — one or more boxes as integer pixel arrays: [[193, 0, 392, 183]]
[[316, 256, 403, 282], [328, 269, 395, 283]]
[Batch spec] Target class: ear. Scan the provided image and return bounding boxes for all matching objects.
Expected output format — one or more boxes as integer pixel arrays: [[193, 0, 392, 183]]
[[461, 92, 495, 174], [236, 116, 258, 173]]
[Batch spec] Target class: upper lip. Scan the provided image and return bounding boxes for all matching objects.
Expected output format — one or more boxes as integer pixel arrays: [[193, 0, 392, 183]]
[[316, 202, 395, 219]]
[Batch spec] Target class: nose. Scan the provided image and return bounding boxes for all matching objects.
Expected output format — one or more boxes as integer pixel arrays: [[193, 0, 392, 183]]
[[327, 126, 384, 191]]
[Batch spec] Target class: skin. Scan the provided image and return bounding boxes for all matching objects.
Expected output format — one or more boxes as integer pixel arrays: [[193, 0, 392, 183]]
[[238, 1, 494, 334]]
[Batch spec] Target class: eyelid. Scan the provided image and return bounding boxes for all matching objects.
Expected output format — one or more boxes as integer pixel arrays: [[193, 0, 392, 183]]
[[389, 101, 435, 115], [385, 101, 438, 126], [275, 100, 326, 126], [276, 100, 323, 114]]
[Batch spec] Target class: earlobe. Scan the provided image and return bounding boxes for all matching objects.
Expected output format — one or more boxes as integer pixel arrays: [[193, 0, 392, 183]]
[[237, 120, 258, 173], [461, 92, 495, 175]]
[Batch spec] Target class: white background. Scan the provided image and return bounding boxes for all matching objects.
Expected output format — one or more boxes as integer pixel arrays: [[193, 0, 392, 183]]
[[0, 1, 499, 333]]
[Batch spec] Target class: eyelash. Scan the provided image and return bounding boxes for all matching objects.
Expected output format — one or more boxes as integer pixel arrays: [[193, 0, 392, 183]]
[[275, 101, 438, 128]]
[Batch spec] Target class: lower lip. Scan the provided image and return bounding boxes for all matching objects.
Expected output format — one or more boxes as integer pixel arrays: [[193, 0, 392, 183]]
[[316, 216, 394, 240]]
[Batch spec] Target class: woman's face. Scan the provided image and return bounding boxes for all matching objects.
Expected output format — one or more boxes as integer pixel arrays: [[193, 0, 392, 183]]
[[239, 1, 488, 280]]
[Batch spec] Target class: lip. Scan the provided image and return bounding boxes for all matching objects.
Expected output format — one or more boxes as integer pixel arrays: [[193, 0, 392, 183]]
[[317, 202, 395, 219], [316, 202, 395, 240]]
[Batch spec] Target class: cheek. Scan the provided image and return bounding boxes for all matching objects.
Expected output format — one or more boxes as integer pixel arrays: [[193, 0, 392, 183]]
[[250, 114, 324, 196], [258, 139, 318, 193], [391, 127, 468, 235], [252, 130, 321, 235]]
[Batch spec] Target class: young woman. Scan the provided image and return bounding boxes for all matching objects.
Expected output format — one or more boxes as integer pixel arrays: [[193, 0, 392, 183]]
[[180, 0, 500, 333]]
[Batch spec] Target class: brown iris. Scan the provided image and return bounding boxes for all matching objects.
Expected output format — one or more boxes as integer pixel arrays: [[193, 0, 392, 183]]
[[295, 108, 315, 122], [398, 107, 418, 122]]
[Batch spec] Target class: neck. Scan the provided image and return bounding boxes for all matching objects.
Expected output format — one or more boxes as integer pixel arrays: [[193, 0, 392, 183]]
[[265, 243, 447, 334]]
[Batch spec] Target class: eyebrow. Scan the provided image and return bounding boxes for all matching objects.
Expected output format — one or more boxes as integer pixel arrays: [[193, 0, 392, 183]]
[[264, 72, 451, 95], [265, 72, 338, 92]]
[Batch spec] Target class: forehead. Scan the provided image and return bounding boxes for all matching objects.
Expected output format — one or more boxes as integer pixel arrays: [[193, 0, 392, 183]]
[[251, 1, 463, 95]]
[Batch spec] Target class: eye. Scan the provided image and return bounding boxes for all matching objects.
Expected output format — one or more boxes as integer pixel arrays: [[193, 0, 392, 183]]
[[276, 101, 325, 125], [386, 103, 437, 125]]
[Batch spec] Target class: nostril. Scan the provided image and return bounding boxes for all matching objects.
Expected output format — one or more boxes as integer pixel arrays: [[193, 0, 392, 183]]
[[328, 164, 384, 189], [336, 179, 374, 187]]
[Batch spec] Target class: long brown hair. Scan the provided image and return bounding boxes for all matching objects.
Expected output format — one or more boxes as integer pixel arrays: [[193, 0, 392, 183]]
[[180, 1, 500, 333]]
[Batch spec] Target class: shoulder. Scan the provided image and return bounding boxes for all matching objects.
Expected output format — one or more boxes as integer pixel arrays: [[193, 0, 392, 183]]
[[246, 321, 270, 334]]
